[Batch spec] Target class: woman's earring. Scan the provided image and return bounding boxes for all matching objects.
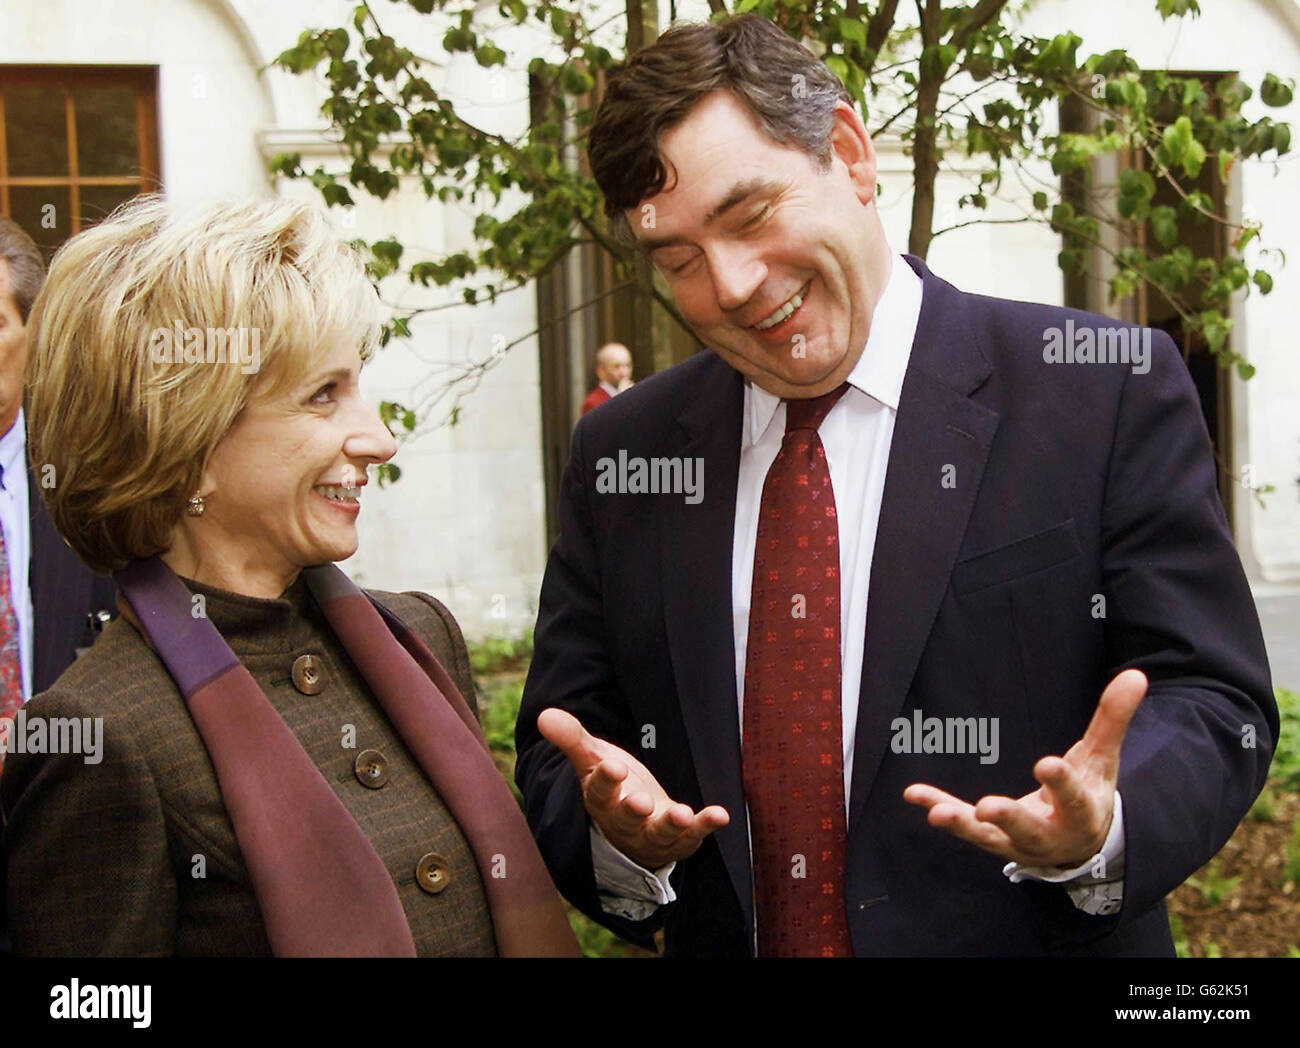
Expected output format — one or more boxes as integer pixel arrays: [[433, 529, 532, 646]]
[[186, 493, 206, 517]]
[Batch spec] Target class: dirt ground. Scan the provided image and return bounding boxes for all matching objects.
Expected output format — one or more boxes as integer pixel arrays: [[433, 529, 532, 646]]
[[1168, 789, 1300, 957]]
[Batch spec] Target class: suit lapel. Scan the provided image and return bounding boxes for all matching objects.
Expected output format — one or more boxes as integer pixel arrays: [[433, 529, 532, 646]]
[[658, 355, 754, 938], [848, 257, 1001, 829], [26, 458, 61, 689]]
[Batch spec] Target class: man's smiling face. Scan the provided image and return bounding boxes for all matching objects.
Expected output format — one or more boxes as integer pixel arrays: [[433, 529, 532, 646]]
[[630, 90, 888, 399]]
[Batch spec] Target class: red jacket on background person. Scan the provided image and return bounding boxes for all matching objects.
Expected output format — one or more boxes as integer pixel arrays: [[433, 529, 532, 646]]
[[580, 384, 614, 415]]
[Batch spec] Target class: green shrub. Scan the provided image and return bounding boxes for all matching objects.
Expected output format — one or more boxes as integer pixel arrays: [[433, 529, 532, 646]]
[[1283, 818, 1300, 890], [1270, 688, 1300, 789]]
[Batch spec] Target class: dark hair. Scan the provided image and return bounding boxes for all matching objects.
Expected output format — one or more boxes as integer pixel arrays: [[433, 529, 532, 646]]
[[0, 216, 45, 324], [587, 14, 851, 242]]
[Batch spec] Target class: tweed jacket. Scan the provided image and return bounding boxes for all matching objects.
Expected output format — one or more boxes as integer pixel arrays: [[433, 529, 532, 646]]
[[0, 576, 497, 957]]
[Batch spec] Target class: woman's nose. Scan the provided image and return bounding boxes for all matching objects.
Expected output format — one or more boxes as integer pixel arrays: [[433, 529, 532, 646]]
[[346, 400, 398, 464]]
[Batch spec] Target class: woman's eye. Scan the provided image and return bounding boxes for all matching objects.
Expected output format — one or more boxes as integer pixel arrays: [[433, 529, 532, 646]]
[[742, 205, 772, 229], [310, 383, 336, 405]]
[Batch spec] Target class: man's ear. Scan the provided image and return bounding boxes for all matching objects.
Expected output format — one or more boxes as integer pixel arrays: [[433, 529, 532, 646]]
[[828, 99, 878, 206]]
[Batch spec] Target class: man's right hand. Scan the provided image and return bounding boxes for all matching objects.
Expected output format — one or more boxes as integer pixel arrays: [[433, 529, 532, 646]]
[[537, 707, 729, 870]]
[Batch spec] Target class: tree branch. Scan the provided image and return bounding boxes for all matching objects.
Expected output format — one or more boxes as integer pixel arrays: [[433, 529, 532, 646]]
[[908, 0, 942, 258], [950, 0, 1010, 54], [864, 0, 901, 74]]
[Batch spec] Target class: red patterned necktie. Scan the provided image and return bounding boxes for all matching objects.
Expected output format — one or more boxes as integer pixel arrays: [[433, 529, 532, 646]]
[[742, 382, 852, 958], [0, 512, 23, 774]]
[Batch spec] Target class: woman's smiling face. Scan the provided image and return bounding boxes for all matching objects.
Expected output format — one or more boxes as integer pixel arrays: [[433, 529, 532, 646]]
[[631, 90, 889, 399], [176, 336, 397, 596]]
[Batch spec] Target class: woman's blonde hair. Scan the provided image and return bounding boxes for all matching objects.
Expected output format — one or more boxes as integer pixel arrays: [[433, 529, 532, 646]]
[[25, 194, 382, 573]]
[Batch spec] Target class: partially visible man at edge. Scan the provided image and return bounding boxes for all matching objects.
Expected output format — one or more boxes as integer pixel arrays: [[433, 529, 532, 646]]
[[515, 15, 1275, 957], [0, 217, 117, 746], [0, 216, 118, 953]]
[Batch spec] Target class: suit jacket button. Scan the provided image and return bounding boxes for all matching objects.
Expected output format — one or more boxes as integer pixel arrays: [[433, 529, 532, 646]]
[[291, 654, 325, 695], [354, 748, 389, 789], [415, 853, 451, 894]]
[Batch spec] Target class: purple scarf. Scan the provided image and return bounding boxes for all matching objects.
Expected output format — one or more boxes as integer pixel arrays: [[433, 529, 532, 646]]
[[114, 555, 579, 957]]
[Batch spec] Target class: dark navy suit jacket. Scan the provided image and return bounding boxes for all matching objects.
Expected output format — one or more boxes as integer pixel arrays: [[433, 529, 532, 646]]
[[516, 256, 1276, 957], [26, 462, 117, 694]]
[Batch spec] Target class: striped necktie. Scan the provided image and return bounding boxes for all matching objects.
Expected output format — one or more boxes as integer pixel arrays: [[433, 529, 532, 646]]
[[0, 508, 24, 774]]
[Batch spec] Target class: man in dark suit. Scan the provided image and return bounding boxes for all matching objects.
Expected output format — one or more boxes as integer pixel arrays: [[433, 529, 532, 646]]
[[0, 216, 116, 953], [515, 16, 1275, 956], [0, 217, 116, 714]]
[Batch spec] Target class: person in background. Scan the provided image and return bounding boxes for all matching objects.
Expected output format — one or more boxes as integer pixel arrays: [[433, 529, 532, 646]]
[[0, 217, 116, 776], [2, 195, 578, 957], [580, 341, 635, 415]]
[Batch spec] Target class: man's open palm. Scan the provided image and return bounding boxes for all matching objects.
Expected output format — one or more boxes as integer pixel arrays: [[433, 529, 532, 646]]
[[903, 668, 1147, 867], [538, 707, 729, 870]]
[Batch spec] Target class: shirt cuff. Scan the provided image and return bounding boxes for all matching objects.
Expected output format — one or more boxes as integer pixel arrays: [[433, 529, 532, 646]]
[[1002, 790, 1126, 916], [589, 822, 677, 921]]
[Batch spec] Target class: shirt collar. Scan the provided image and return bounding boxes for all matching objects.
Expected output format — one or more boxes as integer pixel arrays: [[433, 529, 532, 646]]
[[742, 254, 923, 447], [0, 407, 26, 492]]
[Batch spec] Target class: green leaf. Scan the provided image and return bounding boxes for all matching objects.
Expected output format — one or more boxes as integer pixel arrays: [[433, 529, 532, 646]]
[[474, 43, 506, 67], [838, 18, 866, 46], [442, 27, 475, 52], [1156, 0, 1201, 19], [1119, 167, 1156, 201], [1150, 205, 1178, 247], [1253, 270, 1273, 294], [1032, 191, 1049, 211], [1261, 72, 1294, 108], [1201, 313, 1233, 352], [560, 65, 594, 96], [1218, 148, 1236, 182], [320, 182, 354, 208], [1161, 115, 1193, 166]]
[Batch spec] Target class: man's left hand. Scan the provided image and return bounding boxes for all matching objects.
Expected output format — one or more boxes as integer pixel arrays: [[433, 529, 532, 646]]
[[902, 668, 1147, 867]]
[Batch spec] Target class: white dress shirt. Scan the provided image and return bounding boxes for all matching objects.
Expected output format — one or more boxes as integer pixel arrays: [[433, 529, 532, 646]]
[[0, 408, 33, 704], [592, 255, 1125, 922]]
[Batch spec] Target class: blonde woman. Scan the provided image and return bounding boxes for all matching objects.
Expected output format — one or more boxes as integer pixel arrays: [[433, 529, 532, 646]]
[[0, 196, 577, 957]]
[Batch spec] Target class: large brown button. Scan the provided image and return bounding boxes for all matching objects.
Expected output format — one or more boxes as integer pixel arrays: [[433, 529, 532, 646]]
[[354, 748, 389, 789], [291, 654, 324, 695], [415, 852, 450, 894]]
